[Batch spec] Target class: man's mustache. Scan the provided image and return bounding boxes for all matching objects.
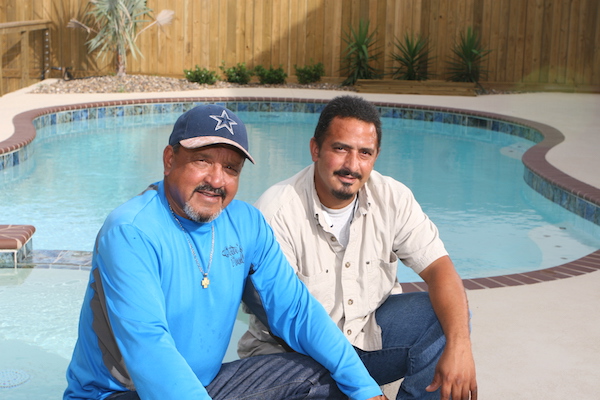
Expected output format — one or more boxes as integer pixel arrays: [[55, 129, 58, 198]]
[[194, 184, 226, 199], [334, 168, 362, 180]]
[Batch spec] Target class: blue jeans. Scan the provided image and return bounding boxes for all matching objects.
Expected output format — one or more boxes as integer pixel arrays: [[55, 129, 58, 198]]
[[105, 352, 346, 400], [355, 292, 445, 400]]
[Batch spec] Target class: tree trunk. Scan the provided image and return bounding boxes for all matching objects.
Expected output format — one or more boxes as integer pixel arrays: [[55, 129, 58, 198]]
[[116, 51, 127, 77]]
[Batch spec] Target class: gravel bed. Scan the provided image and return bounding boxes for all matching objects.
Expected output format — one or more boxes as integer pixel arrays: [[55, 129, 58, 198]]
[[28, 74, 356, 94]]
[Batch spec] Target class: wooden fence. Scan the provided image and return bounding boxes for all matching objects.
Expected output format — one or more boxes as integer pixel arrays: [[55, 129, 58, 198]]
[[1, 0, 599, 94], [0, 20, 51, 94]]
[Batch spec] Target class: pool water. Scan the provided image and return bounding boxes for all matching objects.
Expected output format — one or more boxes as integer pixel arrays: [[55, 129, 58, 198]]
[[0, 267, 249, 400], [0, 267, 88, 399], [1, 111, 599, 280]]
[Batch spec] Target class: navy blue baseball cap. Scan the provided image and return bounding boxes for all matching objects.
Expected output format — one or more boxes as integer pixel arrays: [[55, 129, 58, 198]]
[[169, 104, 255, 164]]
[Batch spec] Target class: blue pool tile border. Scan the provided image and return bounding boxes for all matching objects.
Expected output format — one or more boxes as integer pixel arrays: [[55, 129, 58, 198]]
[[1, 96, 600, 289]]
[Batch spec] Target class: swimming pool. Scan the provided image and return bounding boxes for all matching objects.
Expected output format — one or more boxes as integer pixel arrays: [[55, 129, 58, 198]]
[[1, 104, 599, 281], [2, 99, 600, 399]]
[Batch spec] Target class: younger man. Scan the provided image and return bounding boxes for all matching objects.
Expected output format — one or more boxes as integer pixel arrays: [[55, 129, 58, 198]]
[[239, 96, 477, 400]]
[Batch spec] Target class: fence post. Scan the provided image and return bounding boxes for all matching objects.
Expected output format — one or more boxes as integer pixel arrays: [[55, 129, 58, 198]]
[[21, 30, 30, 88]]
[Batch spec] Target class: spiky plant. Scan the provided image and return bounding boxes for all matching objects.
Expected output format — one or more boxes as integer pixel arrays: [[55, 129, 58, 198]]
[[391, 33, 431, 81], [341, 19, 382, 86], [67, 0, 174, 76], [447, 27, 491, 84]]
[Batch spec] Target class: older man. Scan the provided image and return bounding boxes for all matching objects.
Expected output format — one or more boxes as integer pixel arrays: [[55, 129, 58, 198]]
[[239, 96, 477, 400], [64, 104, 386, 400]]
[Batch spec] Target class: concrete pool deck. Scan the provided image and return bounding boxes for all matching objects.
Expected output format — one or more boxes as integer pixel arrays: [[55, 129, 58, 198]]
[[1, 81, 599, 399]]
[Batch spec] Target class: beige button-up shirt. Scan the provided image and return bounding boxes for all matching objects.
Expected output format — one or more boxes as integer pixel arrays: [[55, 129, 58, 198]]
[[238, 164, 447, 355]]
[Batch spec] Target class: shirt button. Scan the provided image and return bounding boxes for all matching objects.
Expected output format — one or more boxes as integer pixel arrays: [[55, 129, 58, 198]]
[[345, 262, 351, 268], [346, 329, 352, 335], [348, 299, 353, 305], [330, 236, 337, 242]]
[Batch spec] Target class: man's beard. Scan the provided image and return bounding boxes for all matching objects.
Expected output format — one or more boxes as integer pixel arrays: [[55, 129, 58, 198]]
[[184, 184, 226, 223], [184, 203, 222, 223], [331, 168, 361, 200]]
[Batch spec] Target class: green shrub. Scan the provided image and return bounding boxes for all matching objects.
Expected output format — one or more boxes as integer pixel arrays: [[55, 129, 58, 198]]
[[219, 62, 254, 84], [391, 33, 431, 81], [341, 19, 382, 86], [254, 65, 288, 84], [183, 65, 218, 84], [447, 27, 491, 84], [294, 62, 325, 84]]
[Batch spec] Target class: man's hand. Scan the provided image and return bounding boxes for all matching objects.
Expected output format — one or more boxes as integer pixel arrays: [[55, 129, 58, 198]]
[[425, 342, 477, 400], [419, 256, 478, 400], [366, 396, 389, 400]]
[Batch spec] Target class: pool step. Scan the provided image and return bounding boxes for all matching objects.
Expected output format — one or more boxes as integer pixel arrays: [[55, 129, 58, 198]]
[[0, 225, 35, 268]]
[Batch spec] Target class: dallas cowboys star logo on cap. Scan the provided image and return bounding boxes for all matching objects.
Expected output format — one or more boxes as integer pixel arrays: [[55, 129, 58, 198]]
[[209, 110, 238, 135]]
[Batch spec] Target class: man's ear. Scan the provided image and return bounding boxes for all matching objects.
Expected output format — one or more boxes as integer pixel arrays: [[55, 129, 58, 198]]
[[163, 145, 174, 176], [309, 137, 319, 162]]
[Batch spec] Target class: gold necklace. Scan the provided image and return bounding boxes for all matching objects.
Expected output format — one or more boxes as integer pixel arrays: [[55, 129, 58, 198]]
[[168, 203, 215, 288]]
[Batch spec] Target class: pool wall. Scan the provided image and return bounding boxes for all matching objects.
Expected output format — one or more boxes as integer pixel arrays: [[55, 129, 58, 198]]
[[1, 96, 600, 290]]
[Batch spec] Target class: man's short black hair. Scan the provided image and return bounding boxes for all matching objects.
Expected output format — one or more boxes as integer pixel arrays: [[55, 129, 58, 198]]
[[313, 95, 382, 149]]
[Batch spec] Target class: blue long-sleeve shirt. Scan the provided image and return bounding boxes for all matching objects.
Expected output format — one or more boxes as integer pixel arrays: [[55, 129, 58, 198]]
[[64, 181, 381, 400]]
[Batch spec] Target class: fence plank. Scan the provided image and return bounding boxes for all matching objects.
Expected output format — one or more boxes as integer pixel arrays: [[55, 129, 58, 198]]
[[212, 0, 224, 67], [547, 0, 562, 83], [279, 0, 290, 69], [511, 0, 526, 83], [592, 0, 600, 85], [243, 0, 254, 68], [288, 0, 305, 69], [580, 0, 598, 85], [521, 0, 537, 82], [557, 0, 572, 84], [522, 0, 544, 82], [426, 0, 440, 78], [181, 0, 191, 73], [313, 0, 324, 71], [565, 0, 580, 84]]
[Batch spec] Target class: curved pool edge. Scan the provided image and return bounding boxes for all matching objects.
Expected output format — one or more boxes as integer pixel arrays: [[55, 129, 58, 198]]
[[3, 96, 600, 290]]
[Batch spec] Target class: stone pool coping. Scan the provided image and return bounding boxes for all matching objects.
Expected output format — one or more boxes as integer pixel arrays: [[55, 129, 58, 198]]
[[1, 96, 600, 290]]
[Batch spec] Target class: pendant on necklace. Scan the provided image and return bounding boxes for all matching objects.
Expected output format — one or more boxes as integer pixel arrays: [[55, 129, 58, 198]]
[[201, 274, 210, 289]]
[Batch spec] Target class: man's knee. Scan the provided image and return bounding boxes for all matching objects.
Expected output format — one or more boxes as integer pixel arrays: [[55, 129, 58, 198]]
[[376, 292, 444, 347]]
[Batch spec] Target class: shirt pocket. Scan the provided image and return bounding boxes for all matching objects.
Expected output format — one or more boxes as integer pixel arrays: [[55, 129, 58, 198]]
[[366, 257, 398, 310], [296, 269, 335, 314]]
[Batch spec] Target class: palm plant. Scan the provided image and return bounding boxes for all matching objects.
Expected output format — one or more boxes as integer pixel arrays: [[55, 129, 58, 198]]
[[67, 0, 174, 76], [447, 27, 491, 84], [391, 33, 431, 81], [341, 19, 382, 86]]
